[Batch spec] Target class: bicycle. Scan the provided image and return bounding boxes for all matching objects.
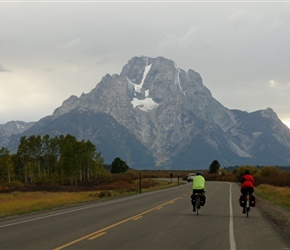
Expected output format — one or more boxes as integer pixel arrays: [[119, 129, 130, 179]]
[[242, 191, 255, 217], [192, 192, 201, 215], [244, 192, 251, 217]]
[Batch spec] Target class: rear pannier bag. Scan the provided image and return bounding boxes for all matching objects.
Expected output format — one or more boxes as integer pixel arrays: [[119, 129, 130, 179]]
[[239, 195, 246, 207], [190, 194, 206, 206], [200, 195, 206, 206], [190, 194, 195, 205], [250, 195, 256, 207]]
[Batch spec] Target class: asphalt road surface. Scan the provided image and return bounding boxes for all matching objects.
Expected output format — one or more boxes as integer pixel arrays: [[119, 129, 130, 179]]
[[1, 181, 290, 250]]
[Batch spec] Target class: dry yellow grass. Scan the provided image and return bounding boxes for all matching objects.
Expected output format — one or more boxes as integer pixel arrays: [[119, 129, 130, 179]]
[[255, 184, 290, 211], [0, 180, 177, 218], [0, 191, 101, 218]]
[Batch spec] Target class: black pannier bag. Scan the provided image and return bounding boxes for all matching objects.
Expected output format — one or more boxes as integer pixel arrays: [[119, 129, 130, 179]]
[[239, 195, 246, 207], [190, 193, 206, 206], [200, 195, 206, 206], [190, 194, 196, 205], [250, 195, 256, 207]]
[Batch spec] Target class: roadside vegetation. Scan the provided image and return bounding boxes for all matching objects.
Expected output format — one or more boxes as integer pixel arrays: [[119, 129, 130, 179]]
[[1, 138, 290, 218], [0, 170, 177, 218], [206, 164, 290, 211], [254, 184, 290, 211], [0, 134, 105, 186], [0, 186, 169, 217]]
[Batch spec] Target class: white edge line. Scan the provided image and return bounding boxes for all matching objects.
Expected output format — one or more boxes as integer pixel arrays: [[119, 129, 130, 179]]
[[229, 183, 237, 250]]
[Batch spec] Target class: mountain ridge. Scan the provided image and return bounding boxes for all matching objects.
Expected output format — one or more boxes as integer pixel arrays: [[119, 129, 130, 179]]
[[1, 56, 290, 169]]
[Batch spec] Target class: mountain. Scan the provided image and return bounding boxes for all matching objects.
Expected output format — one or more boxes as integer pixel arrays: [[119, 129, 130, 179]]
[[0, 121, 35, 148], [8, 111, 154, 169], [2, 56, 290, 169]]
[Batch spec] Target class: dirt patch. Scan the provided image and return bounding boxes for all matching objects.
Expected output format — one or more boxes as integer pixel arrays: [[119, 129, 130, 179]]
[[257, 196, 290, 237]]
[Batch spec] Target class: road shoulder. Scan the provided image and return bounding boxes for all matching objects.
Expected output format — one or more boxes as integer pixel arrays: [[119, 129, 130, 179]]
[[257, 196, 290, 237]]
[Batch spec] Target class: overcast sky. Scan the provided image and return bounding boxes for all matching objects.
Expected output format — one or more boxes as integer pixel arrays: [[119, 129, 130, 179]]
[[1, 1, 290, 128]]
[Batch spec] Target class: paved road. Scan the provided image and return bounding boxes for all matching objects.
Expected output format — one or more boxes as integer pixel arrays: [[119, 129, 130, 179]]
[[0, 181, 289, 249]]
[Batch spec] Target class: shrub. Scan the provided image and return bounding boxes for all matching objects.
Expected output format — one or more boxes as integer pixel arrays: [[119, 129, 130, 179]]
[[259, 166, 280, 177], [140, 179, 156, 189], [256, 171, 290, 187], [98, 191, 112, 198], [235, 166, 260, 180], [0, 180, 25, 192]]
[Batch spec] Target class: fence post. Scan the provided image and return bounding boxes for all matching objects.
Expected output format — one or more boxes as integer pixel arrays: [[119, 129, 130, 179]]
[[139, 172, 142, 193]]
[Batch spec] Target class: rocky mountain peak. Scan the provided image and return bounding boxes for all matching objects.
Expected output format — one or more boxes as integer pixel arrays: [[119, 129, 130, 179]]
[[2, 56, 290, 169]]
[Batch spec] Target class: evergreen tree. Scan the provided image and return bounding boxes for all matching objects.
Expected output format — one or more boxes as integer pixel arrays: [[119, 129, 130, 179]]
[[209, 160, 220, 173], [111, 157, 129, 174]]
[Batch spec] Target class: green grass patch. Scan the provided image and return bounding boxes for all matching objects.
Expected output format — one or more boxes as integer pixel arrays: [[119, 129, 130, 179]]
[[255, 184, 290, 211]]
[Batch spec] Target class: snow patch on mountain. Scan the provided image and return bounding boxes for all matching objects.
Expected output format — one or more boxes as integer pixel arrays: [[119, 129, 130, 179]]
[[127, 63, 159, 111], [145, 90, 149, 97], [174, 65, 186, 96], [134, 64, 152, 93], [16, 123, 24, 129], [131, 97, 159, 111]]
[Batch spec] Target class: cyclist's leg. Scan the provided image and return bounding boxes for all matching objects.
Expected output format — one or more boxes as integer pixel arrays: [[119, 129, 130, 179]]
[[241, 188, 247, 196], [249, 187, 254, 196]]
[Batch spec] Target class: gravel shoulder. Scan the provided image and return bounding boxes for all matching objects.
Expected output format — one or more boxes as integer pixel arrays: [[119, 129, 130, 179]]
[[257, 196, 290, 237]]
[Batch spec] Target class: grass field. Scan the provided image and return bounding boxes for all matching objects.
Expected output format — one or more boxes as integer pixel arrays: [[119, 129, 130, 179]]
[[255, 184, 290, 211], [0, 180, 177, 218]]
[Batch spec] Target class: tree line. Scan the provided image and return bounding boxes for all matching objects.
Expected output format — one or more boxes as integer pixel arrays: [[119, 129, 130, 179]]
[[0, 134, 106, 185]]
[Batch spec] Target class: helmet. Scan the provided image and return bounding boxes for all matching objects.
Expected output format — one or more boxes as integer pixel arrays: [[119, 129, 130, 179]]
[[196, 172, 203, 176], [245, 170, 250, 174]]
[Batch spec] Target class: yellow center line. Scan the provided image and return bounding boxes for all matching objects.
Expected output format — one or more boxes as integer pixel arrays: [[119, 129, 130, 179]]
[[53, 196, 181, 250], [132, 216, 143, 221], [88, 232, 107, 240]]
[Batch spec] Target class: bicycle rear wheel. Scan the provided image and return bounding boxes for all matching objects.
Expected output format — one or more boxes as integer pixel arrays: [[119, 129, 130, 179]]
[[246, 194, 250, 217], [196, 197, 200, 215]]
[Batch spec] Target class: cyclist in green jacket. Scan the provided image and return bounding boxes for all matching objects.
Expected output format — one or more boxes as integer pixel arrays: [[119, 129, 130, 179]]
[[191, 172, 206, 212]]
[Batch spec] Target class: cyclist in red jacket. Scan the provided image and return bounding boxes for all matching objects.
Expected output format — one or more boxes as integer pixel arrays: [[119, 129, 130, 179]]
[[240, 170, 255, 213]]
